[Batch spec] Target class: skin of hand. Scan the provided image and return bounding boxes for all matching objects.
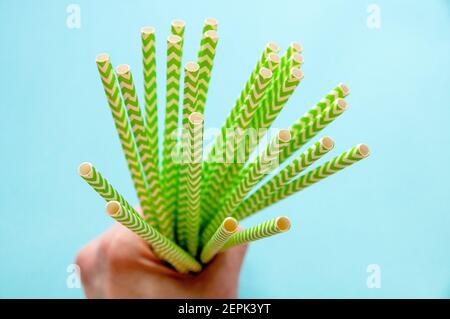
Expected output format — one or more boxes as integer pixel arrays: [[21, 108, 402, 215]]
[[76, 222, 248, 299]]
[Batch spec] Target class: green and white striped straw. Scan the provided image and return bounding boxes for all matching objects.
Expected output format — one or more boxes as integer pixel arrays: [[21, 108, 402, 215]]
[[205, 43, 280, 172], [233, 137, 334, 221], [221, 216, 291, 251], [237, 144, 370, 217], [95, 54, 153, 222], [140, 28, 160, 183], [106, 201, 202, 273], [200, 217, 238, 264], [116, 64, 169, 235], [79, 163, 193, 271], [201, 129, 292, 244], [79, 162, 139, 217], [281, 97, 349, 164], [250, 67, 304, 144], [185, 113, 204, 256], [201, 67, 274, 222], [195, 30, 219, 114], [177, 63, 200, 247], [202, 17, 218, 33], [161, 34, 184, 223], [171, 19, 185, 38]]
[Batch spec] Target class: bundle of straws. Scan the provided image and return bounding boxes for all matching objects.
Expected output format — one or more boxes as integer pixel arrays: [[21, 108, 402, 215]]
[[79, 18, 370, 273]]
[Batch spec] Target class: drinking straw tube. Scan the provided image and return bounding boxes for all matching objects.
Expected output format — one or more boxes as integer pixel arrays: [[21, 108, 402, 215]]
[[116, 64, 169, 237], [161, 34, 184, 222], [201, 129, 292, 244], [95, 54, 153, 223], [200, 217, 239, 264], [195, 30, 219, 114], [185, 113, 204, 256], [236, 144, 370, 217], [233, 137, 334, 221], [222, 216, 291, 251], [106, 201, 202, 273]]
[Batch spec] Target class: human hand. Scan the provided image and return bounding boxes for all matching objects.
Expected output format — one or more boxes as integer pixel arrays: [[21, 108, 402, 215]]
[[76, 221, 247, 298]]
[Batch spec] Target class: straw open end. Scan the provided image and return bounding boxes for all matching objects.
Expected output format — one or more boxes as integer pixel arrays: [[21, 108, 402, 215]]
[[291, 68, 304, 80], [267, 42, 280, 53], [116, 64, 130, 75], [171, 19, 185, 28], [141, 26, 155, 35], [204, 17, 218, 28], [205, 30, 219, 40], [259, 67, 272, 79], [276, 216, 291, 232], [339, 83, 350, 97], [106, 201, 121, 217], [223, 217, 239, 233], [185, 61, 199, 72], [358, 144, 370, 157], [95, 53, 109, 63], [335, 98, 348, 110], [291, 42, 303, 53], [321, 136, 335, 150], [292, 53, 304, 65], [78, 162, 93, 178], [278, 129, 292, 142], [189, 112, 204, 125], [168, 34, 182, 44], [267, 53, 280, 64]]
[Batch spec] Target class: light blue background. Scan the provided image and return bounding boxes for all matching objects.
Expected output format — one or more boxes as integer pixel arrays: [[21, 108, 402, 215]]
[[0, 0, 449, 298]]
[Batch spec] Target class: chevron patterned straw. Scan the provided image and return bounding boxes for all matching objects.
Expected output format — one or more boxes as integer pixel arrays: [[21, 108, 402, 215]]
[[141, 28, 159, 172], [195, 30, 218, 114], [200, 217, 238, 264], [201, 129, 292, 244], [95, 54, 153, 222], [281, 97, 349, 164], [236, 144, 370, 217], [177, 62, 201, 247], [79, 162, 139, 216], [222, 216, 291, 251], [202, 67, 275, 221], [116, 64, 169, 236], [161, 34, 184, 223], [171, 19, 185, 38], [233, 137, 334, 221], [106, 201, 201, 273], [184, 113, 204, 256]]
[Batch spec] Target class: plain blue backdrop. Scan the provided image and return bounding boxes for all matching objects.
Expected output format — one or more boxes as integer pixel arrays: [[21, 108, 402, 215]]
[[0, 0, 449, 298]]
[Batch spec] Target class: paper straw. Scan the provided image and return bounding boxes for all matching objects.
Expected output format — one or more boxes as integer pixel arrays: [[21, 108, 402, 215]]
[[281, 97, 349, 164], [263, 52, 281, 72], [205, 43, 280, 171], [79, 162, 140, 216], [116, 64, 168, 235], [195, 30, 219, 114], [201, 67, 274, 222], [176, 63, 201, 248], [161, 34, 184, 222], [201, 129, 292, 244], [171, 19, 185, 38], [200, 217, 238, 264], [233, 137, 334, 220], [251, 67, 304, 142], [221, 216, 291, 251], [184, 113, 204, 256], [292, 83, 349, 136], [202, 17, 218, 33], [106, 201, 202, 273], [141, 28, 160, 179], [95, 54, 153, 222], [237, 144, 370, 217]]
